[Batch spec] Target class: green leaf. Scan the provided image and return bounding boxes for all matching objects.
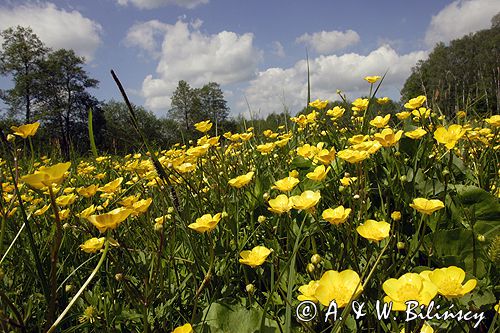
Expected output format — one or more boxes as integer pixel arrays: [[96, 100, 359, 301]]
[[88, 108, 98, 158], [290, 156, 313, 170], [447, 185, 500, 238], [424, 229, 487, 278], [201, 302, 281, 333]]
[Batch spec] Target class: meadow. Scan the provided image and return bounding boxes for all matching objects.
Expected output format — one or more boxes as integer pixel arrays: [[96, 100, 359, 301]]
[[0, 76, 499, 332]]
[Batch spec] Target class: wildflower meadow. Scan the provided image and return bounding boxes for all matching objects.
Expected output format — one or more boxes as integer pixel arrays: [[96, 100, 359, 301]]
[[1, 75, 499, 332]]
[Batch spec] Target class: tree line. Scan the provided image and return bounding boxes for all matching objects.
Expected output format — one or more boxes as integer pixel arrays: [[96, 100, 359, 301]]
[[401, 15, 500, 117], [1, 21, 499, 157], [0, 26, 235, 157]]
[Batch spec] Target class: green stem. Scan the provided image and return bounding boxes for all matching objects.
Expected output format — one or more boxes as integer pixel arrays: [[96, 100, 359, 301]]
[[46, 185, 63, 329], [7, 163, 48, 299], [46, 239, 110, 333], [28, 137, 34, 172], [285, 214, 307, 333], [396, 215, 426, 276], [0, 289, 25, 332], [0, 214, 6, 257]]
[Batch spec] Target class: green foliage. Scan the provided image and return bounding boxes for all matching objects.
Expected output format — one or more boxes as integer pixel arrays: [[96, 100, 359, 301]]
[[401, 25, 500, 116], [101, 100, 180, 152], [169, 80, 233, 141], [0, 26, 49, 122]]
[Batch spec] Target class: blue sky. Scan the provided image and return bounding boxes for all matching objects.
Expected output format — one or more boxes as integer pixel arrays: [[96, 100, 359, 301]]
[[0, 0, 498, 118]]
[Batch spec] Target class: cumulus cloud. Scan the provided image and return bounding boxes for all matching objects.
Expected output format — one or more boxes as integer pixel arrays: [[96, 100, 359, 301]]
[[124, 20, 170, 58], [296, 30, 360, 54], [425, 0, 498, 47], [241, 45, 428, 118], [0, 2, 102, 61], [271, 41, 285, 57], [116, 0, 208, 9], [125, 19, 262, 112]]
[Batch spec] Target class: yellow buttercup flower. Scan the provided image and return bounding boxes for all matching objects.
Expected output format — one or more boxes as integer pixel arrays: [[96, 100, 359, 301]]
[[56, 209, 71, 220], [314, 269, 363, 307], [290, 190, 321, 210], [322, 206, 351, 225], [297, 280, 320, 302], [194, 120, 213, 133], [256, 142, 276, 155], [405, 128, 427, 139], [352, 98, 369, 112], [268, 194, 294, 214], [409, 198, 444, 215], [485, 115, 500, 127], [369, 114, 390, 128], [356, 219, 390, 242], [412, 107, 431, 119], [118, 194, 140, 208], [494, 301, 500, 314], [99, 177, 123, 193], [374, 128, 403, 147], [337, 149, 370, 163], [34, 204, 51, 216], [239, 246, 272, 268], [348, 134, 369, 145], [340, 176, 357, 186], [55, 193, 78, 207], [434, 124, 467, 149], [314, 147, 336, 165], [382, 272, 438, 311], [77, 205, 96, 219], [309, 99, 329, 110], [11, 122, 40, 138], [80, 237, 106, 253], [391, 211, 402, 221], [76, 184, 99, 198], [228, 171, 254, 188], [404, 95, 426, 109], [377, 97, 390, 105], [272, 176, 299, 192], [396, 111, 411, 120], [297, 143, 319, 159], [186, 144, 210, 157], [131, 198, 153, 216], [176, 162, 196, 173], [86, 207, 133, 233], [306, 165, 330, 181], [326, 106, 345, 119], [188, 213, 222, 233], [172, 323, 193, 333], [351, 140, 382, 154], [364, 75, 381, 83], [424, 266, 477, 298], [420, 323, 435, 333], [21, 162, 71, 190]]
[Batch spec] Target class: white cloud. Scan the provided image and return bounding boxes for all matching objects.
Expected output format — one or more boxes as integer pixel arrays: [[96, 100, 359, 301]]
[[296, 30, 360, 54], [241, 45, 428, 118], [271, 41, 285, 57], [425, 0, 498, 47], [117, 0, 208, 9], [124, 20, 170, 58], [126, 19, 262, 112], [0, 3, 102, 62]]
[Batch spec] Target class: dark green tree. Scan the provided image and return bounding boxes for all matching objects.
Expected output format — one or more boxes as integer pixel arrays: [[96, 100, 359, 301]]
[[102, 100, 179, 153], [35, 49, 99, 157], [197, 82, 230, 129], [0, 26, 49, 121], [401, 26, 500, 116], [169, 80, 198, 132]]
